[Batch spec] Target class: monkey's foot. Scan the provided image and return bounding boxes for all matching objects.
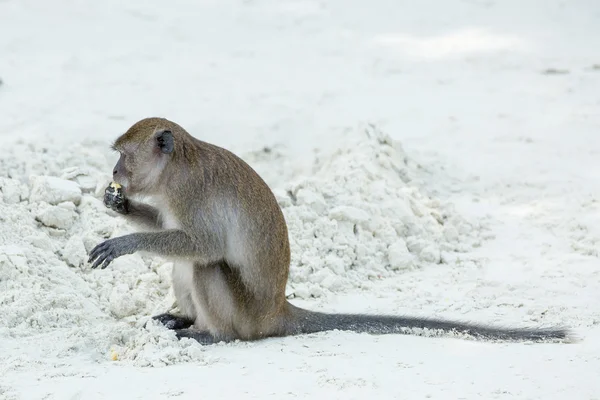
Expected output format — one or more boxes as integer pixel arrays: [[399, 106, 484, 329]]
[[152, 313, 194, 330], [175, 329, 222, 345]]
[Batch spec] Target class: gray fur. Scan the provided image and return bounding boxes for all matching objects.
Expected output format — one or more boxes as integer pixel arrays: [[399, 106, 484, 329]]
[[123, 200, 162, 230], [284, 304, 568, 342]]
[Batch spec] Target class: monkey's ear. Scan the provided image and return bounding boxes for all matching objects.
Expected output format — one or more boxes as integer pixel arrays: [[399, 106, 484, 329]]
[[156, 130, 174, 154]]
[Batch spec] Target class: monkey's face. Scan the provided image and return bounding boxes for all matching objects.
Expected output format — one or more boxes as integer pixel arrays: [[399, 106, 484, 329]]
[[112, 129, 175, 196], [112, 152, 132, 190]]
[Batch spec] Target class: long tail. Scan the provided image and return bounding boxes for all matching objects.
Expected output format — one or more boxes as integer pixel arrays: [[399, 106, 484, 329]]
[[286, 303, 571, 342]]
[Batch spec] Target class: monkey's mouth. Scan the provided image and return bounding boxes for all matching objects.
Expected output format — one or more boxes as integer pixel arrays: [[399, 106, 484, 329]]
[[113, 179, 128, 191]]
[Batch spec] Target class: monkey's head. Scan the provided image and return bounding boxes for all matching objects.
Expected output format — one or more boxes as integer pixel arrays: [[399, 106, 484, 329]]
[[111, 118, 176, 196]]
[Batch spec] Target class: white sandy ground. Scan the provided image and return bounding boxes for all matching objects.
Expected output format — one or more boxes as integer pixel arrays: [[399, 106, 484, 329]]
[[1, 0, 600, 398]]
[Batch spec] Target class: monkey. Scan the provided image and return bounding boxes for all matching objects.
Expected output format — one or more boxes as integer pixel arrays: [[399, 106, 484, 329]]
[[88, 117, 571, 345]]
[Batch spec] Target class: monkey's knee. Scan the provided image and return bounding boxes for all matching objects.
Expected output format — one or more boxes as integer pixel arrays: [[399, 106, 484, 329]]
[[153, 313, 194, 330]]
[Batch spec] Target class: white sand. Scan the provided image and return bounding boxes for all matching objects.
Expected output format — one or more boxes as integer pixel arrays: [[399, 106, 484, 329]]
[[1, 0, 599, 399]]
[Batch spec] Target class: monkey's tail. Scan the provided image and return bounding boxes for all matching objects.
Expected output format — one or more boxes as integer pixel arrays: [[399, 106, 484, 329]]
[[285, 303, 571, 342]]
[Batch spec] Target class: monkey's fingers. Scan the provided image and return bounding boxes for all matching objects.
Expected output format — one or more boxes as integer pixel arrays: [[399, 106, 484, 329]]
[[101, 254, 115, 269], [91, 252, 107, 269], [103, 191, 113, 208], [90, 249, 115, 269], [88, 241, 108, 264], [103, 193, 127, 213], [88, 241, 116, 269], [153, 313, 195, 330]]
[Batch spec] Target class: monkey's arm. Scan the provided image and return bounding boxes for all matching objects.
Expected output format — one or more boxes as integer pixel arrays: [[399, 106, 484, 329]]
[[88, 230, 222, 269], [121, 200, 162, 230], [104, 186, 162, 230]]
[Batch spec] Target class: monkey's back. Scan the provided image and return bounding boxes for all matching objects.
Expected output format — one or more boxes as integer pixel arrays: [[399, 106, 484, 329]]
[[173, 136, 292, 334]]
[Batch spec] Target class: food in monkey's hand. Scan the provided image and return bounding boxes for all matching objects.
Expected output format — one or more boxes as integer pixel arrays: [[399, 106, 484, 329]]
[[104, 182, 127, 213]]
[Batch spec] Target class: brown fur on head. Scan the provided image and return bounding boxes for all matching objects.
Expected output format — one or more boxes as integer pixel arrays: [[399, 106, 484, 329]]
[[111, 117, 180, 195]]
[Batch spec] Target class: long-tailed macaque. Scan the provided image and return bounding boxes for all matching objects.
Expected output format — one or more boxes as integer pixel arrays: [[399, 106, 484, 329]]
[[88, 117, 570, 344]]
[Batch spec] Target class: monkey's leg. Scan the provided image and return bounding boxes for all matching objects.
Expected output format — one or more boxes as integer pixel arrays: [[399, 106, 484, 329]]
[[89, 230, 222, 269], [153, 261, 199, 330], [170, 261, 198, 318]]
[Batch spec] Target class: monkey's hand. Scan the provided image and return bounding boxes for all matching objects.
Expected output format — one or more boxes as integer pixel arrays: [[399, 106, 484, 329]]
[[88, 235, 137, 269], [103, 182, 128, 214]]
